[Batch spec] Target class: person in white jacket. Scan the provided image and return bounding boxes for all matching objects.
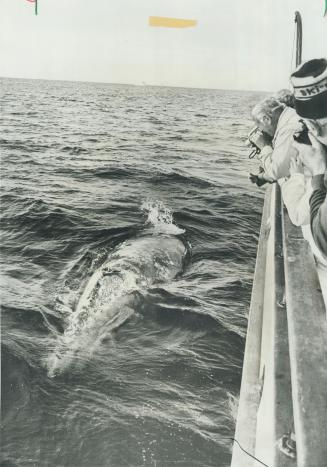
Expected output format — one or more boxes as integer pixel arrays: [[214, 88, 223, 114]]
[[251, 97, 302, 183]]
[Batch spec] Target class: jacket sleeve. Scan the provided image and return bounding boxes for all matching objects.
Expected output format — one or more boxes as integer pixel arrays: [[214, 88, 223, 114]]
[[270, 128, 294, 180], [257, 128, 295, 181], [280, 174, 311, 226], [256, 146, 275, 182], [310, 174, 327, 257]]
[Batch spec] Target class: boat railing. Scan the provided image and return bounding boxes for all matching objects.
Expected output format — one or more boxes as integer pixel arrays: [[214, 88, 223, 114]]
[[231, 184, 327, 467]]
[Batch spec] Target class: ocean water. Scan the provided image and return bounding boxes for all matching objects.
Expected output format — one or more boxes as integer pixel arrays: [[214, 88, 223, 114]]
[[1, 78, 264, 467]]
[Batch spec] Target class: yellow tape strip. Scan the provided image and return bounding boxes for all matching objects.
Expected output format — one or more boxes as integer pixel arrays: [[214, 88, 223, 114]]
[[149, 16, 197, 28]]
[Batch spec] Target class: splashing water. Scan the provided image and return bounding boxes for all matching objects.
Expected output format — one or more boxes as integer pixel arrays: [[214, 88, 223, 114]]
[[141, 200, 185, 235], [227, 392, 239, 423]]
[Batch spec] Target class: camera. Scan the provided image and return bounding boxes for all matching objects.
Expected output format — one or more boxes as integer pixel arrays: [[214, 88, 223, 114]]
[[246, 127, 272, 159]]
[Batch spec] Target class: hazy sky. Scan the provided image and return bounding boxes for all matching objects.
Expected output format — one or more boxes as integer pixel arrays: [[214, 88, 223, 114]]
[[1, 0, 326, 91]]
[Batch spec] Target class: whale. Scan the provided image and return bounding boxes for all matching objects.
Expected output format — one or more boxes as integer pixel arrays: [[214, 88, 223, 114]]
[[47, 234, 187, 377]]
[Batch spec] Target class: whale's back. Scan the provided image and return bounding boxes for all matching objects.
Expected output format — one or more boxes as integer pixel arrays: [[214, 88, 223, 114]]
[[47, 234, 187, 376]]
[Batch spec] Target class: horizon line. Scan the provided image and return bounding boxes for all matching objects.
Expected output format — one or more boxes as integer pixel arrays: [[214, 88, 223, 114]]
[[0, 74, 272, 94]]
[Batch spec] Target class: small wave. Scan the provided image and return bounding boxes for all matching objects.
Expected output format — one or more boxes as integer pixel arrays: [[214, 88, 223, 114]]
[[1, 198, 79, 238], [94, 167, 133, 179], [58, 97, 78, 103], [148, 116, 162, 125], [0, 139, 48, 153], [81, 137, 99, 143], [149, 171, 214, 188], [61, 146, 88, 155], [1, 345, 32, 425], [165, 135, 184, 141]]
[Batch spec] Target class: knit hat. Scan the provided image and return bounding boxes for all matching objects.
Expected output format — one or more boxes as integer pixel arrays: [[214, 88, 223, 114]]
[[290, 58, 327, 119]]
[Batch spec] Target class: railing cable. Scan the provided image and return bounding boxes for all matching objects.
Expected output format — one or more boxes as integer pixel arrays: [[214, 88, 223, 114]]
[[229, 438, 270, 467]]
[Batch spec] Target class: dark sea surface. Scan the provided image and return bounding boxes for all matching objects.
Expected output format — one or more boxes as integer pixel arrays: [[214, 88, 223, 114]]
[[1, 78, 264, 467]]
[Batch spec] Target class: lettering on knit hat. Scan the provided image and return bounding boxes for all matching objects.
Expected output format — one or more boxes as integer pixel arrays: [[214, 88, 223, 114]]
[[294, 78, 327, 99]]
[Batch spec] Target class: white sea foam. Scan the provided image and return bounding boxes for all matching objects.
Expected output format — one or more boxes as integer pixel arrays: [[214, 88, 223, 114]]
[[141, 200, 185, 235], [227, 392, 239, 423]]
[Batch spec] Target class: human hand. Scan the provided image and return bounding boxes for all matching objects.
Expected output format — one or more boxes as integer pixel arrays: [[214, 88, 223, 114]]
[[249, 173, 269, 187], [292, 133, 327, 176], [289, 154, 304, 175]]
